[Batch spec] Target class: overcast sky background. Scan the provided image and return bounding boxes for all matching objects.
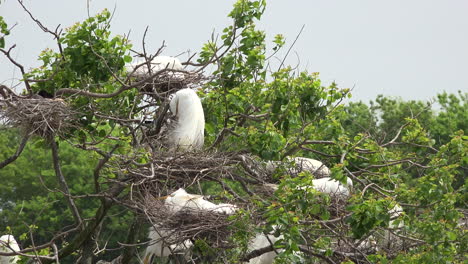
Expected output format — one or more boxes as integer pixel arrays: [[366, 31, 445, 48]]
[[1, 0, 467, 102]]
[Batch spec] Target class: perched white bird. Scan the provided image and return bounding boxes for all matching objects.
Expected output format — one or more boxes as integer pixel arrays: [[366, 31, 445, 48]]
[[0, 235, 20, 264], [388, 204, 404, 229], [265, 177, 353, 197], [379, 203, 405, 251], [266, 157, 331, 178], [165, 188, 238, 214], [288, 157, 331, 177], [246, 228, 283, 264], [168, 88, 205, 150], [142, 226, 193, 264], [305, 177, 353, 197], [126, 56, 183, 77]]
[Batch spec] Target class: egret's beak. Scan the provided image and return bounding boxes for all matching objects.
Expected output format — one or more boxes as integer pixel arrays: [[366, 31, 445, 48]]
[[143, 253, 152, 264], [158, 195, 170, 200], [175, 97, 179, 117]]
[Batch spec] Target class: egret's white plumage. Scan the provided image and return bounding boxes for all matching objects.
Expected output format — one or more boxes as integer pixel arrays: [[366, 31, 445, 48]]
[[379, 203, 405, 251], [126, 56, 183, 77], [143, 189, 236, 263], [142, 226, 193, 264], [168, 88, 205, 150], [266, 157, 331, 178], [246, 227, 283, 264], [288, 157, 331, 177], [0, 235, 20, 264], [388, 204, 404, 229], [265, 177, 353, 197], [165, 188, 238, 214], [356, 235, 378, 252], [306, 177, 353, 197]]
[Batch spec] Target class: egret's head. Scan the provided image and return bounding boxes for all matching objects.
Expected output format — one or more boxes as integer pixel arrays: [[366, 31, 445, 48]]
[[169, 93, 179, 117]]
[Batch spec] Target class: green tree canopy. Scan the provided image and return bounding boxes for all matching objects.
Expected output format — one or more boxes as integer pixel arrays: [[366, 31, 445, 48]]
[[0, 1, 466, 263]]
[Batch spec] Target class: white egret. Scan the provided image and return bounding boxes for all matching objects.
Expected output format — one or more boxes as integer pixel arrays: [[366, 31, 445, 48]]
[[165, 188, 238, 214], [0, 235, 20, 264], [304, 177, 353, 197], [142, 226, 193, 264], [266, 157, 331, 178], [366, 203, 404, 252], [265, 177, 353, 197], [247, 232, 283, 264], [249, 233, 283, 264], [288, 157, 331, 177], [167, 88, 205, 150], [126, 56, 183, 77], [143, 189, 237, 263], [388, 204, 404, 229]]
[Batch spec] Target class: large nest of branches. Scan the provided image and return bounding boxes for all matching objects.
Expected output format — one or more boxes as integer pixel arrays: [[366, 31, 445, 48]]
[[124, 151, 242, 196], [132, 71, 208, 95], [0, 97, 78, 138], [142, 196, 238, 249], [116, 151, 256, 248]]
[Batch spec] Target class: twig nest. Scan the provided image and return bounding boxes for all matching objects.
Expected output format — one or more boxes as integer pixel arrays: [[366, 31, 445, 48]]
[[125, 56, 206, 94], [125, 151, 237, 194], [0, 97, 76, 138], [142, 189, 239, 249]]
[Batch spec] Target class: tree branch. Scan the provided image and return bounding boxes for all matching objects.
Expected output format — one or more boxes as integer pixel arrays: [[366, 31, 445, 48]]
[[0, 134, 30, 169]]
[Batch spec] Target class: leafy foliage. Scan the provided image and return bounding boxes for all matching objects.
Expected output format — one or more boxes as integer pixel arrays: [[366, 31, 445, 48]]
[[0, 0, 466, 263]]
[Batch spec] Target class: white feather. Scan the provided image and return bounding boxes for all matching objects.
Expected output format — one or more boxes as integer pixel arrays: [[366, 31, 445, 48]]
[[168, 88, 205, 150], [143, 226, 193, 261], [126, 56, 183, 77], [0, 235, 20, 264], [265, 157, 331, 178], [247, 227, 283, 264], [165, 188, 237, 214], [265, 177, 353, 197], [388, 204, 404, 229], [307, 177, 352, 197], [288, 157, 331, 177]]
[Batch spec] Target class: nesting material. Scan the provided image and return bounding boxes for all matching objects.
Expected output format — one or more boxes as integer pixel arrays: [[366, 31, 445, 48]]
[[125, 151, 238, 194], [0, 97, 76, 138], [126, 56, 206, 94], [143, 191, 238, 249]]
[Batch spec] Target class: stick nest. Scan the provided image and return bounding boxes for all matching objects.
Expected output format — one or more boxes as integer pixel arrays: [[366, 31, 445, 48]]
[[124, 151, 241, 196], [132, 71, 208, 94], [0, 97, 78, 138], [143, 196, 238, 249]]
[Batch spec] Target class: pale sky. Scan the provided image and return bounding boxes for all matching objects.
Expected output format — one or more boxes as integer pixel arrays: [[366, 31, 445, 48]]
[[1, 0, 467, 102]]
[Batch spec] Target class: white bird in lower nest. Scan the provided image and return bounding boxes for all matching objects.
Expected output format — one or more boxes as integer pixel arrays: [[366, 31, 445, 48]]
[[142, 189, 237, 263], [126, 56, 183, 77], [167, 88, 205, 151], [0, 235, 20, 264], [142, 226, 193, 264], [164, 188, 238, 214]]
